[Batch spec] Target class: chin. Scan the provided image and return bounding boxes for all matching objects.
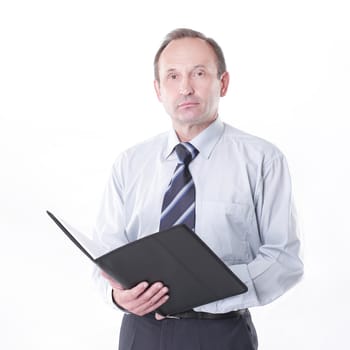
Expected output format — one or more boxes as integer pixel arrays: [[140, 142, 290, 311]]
[[178, 112, 214, 125], [176, 112, 203, 122]]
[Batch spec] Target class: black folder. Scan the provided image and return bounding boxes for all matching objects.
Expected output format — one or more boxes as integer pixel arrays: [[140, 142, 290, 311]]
[[47, 211, 247, 315]]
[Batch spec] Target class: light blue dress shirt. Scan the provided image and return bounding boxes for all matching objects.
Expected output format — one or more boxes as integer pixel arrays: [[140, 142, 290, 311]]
[[93, 118, 303, 313]]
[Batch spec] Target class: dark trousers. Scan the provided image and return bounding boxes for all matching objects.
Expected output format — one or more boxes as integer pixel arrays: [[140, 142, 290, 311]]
[[118, 310, 258, 350]]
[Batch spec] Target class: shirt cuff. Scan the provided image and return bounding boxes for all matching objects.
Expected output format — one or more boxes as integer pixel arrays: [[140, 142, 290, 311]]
[[108, 285, 129, 313], [229, 263, 252, 284]]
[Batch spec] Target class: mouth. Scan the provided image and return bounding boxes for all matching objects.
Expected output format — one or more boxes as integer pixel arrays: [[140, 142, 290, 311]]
[[177, 101, 199, 109]]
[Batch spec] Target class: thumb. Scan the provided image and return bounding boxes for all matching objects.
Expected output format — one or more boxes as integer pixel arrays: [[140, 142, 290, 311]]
[[155, 313, 166, 321]]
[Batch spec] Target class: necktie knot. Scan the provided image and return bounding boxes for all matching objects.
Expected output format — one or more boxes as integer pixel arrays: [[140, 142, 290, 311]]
[[175, 143, 199, 166]]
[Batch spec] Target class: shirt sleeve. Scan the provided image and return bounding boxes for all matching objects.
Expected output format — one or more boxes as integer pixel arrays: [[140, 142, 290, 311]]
[[91, 154, 130, 311], [249, 155, 304, 302], [194, 155, 304, 313]]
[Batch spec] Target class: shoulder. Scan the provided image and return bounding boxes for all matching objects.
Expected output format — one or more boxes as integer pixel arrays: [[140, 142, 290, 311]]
[[222, 123, 284, 164], [112, 131, 168, 170]]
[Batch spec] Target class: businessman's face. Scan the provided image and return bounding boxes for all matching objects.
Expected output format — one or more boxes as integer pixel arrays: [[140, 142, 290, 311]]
[[154, 37, 229, 130]]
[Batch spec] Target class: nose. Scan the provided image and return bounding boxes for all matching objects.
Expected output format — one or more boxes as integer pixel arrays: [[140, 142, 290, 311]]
[[179, 78, 194, 96]]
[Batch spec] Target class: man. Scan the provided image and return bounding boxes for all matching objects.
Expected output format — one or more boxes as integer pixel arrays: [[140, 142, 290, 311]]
[[93, 28, 303, 350]]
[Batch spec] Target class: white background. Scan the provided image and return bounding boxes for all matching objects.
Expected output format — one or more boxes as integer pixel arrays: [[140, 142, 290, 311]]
[[1, 0, 349, 349]]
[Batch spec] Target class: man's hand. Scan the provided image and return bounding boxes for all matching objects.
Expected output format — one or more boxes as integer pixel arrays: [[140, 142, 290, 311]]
[[101, 271, 169, 318]]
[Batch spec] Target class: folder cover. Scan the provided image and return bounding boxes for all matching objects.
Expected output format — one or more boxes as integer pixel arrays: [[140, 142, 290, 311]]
[[47, 211, 247, 315]]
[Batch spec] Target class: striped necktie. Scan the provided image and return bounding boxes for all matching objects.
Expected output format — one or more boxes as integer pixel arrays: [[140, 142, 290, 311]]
[[160, 142, 199, 231]]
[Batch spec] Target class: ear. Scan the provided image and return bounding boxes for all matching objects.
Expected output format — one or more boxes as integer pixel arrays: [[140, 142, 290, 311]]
[[154, 80, 162, 102], [219, 72, 230, 97]]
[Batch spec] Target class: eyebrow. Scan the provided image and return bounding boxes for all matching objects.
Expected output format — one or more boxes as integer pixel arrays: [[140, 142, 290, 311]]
[[166, 68, 177, 74], [165, 65, 207, 73]]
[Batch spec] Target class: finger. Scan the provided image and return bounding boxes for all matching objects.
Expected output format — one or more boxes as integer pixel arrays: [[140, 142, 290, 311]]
[[117, 282, 149, 306], [129, 282, 150, 299], [132, 282, 165, 307], [136, 294, 169, 316], [132, 285, 169, 315], [120, 282, 162, 312]]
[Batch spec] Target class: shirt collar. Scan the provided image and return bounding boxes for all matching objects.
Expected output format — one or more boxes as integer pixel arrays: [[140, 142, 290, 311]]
[[163, 118, 225, 160]]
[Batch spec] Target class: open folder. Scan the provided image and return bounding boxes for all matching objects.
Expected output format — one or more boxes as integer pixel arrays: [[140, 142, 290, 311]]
[[47, 211, 247, 316]]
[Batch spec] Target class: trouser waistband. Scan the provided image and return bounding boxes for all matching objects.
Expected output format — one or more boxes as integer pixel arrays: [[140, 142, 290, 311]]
[[165, 309, 247, 320]]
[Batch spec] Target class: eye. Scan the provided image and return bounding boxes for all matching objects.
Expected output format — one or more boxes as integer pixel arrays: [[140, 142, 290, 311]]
[[167, 72, 178, 80], [194, 69, 205, 78]]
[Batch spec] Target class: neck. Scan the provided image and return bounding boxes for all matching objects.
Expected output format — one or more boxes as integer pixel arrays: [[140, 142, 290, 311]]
[[173, 116, 217, 142]]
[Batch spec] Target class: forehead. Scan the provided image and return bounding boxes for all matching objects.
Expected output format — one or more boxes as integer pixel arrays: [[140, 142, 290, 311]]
[[158, 37, 217, 72]]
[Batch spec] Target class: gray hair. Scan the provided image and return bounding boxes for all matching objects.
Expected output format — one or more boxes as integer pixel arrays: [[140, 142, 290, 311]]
[[153, 28, 227, 82]]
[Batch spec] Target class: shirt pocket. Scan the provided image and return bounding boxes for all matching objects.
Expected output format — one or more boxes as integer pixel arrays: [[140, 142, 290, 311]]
[[197, 201, 253, 264]]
